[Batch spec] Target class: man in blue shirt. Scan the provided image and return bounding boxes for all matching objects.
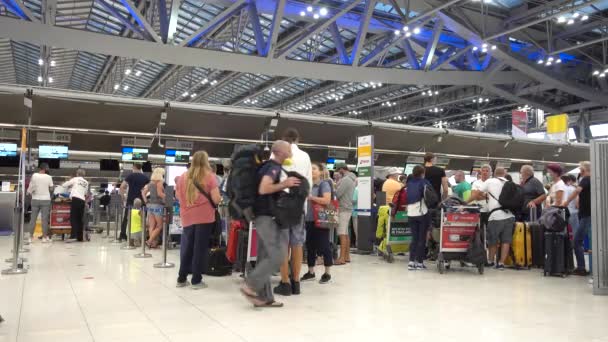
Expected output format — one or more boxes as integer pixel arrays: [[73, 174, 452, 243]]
[[119, 163, 149, 240]]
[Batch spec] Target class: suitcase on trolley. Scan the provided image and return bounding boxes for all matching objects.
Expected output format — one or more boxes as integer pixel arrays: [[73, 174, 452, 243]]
[[506, 222, 532, 268]]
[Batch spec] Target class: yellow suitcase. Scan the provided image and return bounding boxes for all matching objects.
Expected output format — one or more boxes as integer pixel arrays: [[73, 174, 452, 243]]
[[505, 222, 532, 268]]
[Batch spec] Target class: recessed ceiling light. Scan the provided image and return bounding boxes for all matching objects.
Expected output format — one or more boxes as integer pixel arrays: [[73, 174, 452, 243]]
[[300, 11, 305, 16], [394, 30, 400, 36], [319, 7, 328, 16], [313, 13, 319, 19], [50, 60, 56, 67], [403, 26, 409, 32], [38, 59, 44, 66], [123, 85, 129, 90], [557, 16, 566, 23], [307, 6, 313, 12], [135, 70, 142, 76], [413, 27, 421, 34], [581, 15, 589, 21], [114, 84, 119, 90], [48, 77, 53, 83], [37, 76, 43, 82]]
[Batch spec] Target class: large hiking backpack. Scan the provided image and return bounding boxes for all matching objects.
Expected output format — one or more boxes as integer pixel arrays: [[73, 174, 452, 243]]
[[274, 170, 310, 228], [497, 179, 525, 212], [226, 145, 265, 222]]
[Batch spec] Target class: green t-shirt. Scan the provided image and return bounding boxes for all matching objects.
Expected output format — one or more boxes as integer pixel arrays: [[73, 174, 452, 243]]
[[453, 181, 472, 201]]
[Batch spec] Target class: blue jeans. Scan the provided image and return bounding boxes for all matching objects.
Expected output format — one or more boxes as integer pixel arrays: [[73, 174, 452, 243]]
[[574, 216, 591, 271], [409, 214, 429, 263]]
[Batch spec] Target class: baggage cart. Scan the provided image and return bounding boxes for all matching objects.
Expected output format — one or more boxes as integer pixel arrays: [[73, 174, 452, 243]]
[[437, 205, 484, 275], [382, 211, 411, 263], [245, 221, 258, 275], [50, 202, 71, 238]]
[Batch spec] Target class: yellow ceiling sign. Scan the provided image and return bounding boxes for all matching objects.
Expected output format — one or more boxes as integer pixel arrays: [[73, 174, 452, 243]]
[[546, 114, 568, 134]]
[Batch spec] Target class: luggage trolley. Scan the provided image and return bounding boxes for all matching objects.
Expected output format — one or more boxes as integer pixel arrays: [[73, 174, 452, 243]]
[[437, 205, 484, 275], [244, 221, 258, 275], [50, 201, 71, 239], [382, 211, 411, 263]]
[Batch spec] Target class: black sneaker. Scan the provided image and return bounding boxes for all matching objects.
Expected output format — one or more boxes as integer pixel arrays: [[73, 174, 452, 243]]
[[485, 262, 495, 268], [273, 282, 292, 296], [319, 273, 331, 284], [291, 280, 301, 295], [496, 264, 505, 271], [300, 272, 316, 282]]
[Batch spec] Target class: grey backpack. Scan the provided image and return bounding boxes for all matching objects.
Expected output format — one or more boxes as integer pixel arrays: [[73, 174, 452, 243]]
[[539, 207, 567, 232]]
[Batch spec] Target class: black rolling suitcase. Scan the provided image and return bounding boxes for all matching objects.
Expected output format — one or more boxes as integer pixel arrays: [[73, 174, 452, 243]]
[[528, 208, 544, 268], [544, 231, 567, 277]]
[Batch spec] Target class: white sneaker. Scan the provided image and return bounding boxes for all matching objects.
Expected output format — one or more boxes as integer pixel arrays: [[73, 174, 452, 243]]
[[41, 237, 50, 243], [416, 263, 427, 270], [408, 262, 417, 271]]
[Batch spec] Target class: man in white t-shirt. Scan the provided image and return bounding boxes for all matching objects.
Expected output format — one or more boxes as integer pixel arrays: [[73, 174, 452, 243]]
[[27, 163, 54, 242], [61, 169, 89, 242], [471, 167, 514, 270], [273, 128, 312, 297], [470, 164, 491, 235]]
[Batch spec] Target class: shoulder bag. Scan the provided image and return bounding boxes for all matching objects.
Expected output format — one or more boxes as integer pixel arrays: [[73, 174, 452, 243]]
[[311, 180, 339, 229]]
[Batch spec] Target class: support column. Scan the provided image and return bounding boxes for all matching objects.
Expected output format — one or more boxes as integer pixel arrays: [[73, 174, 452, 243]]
[[591, 140, 608, 295]]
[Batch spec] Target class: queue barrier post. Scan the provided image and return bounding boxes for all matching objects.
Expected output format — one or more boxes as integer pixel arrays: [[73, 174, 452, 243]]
[[103, 205, 111, 238], [134, 207, 152, 258], [121, 206, 136, 250], [110, 204, 123, 244], [2, 206, 28, 274], [154, 207, 174, 268]]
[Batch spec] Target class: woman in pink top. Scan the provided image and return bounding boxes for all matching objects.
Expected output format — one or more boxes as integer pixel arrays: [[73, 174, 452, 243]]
[[175, 151, 221, 289]]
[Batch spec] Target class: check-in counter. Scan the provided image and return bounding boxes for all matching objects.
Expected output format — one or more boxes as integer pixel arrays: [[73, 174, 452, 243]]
[[0, 191, 16, 232]]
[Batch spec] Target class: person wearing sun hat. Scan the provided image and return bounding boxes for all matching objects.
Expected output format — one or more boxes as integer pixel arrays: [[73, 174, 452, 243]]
[[382, 167, 404, 205]]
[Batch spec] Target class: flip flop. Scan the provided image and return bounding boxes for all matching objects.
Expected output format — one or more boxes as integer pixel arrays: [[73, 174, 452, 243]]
[[254, 301, 284, 308], [334, 261, 346, 266], [240, 286, 266, 306]]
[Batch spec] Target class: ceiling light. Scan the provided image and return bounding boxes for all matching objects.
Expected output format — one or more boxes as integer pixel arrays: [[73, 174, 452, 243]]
[[573, 13, 580, 18], [405, 32, 412, 38], [600, 73, 606, 78], [482, 43, 488, 48], [48, 77, 53, 83], [548, 57, 554, 62], [537, 59, 544, 64], [38, 58, 44, 66], [567, 19, 575, 25], [557, 16, 566, 23], [125, 69, 132, 75], [182, 91, 189, 97], [593, 70, 600, 76], [135, 70, 142, 76], [482, 47, 488, 53], [491, 45, 497, 50], [403, 26, 409, 32], [546, 61, 552, 66], [485, 98, 489, 102], [581, 15, 589, 21], [37, 76, 43, 82], [300, 11, 305, 16], [472, 46, 478, 51], [50, 60, 56, 67], [319, 7, 328, 16], [202, 78, 208, 84], [307, 6, 313, 12], [123, 85, 129, 90], [394, 30, 401, 36], [313, 13, 319, 19], [114, 84, 119, 90], [413, 27, 421, 34], [556, 59, 562, 64], [434, 90, 439, 95], [190, 93, 196, 98]]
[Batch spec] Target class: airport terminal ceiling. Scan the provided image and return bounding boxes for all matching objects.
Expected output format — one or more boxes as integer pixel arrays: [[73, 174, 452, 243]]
[[0, 0, 606, 153], [0, 88, 588, 166]]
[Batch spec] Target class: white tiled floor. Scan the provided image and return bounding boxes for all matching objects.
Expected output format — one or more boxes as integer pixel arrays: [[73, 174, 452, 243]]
[[1, 234, 607, 342]]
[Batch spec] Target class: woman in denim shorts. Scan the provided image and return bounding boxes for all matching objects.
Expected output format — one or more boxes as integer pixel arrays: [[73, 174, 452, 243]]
[[142, 168, 166, 248]]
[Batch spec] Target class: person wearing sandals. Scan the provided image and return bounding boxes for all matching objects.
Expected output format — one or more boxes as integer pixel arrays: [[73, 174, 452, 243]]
[[142, 168, 166, 248], [240, 141, 301, 308], [301, 163, 333, 284], [406, 165, 432, 271], [175, 151, 221, 290]]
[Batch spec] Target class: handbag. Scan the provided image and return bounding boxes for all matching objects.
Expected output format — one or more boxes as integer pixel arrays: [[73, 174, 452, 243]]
[[312, 180, 339, 229], [193, 180, 222, 246]]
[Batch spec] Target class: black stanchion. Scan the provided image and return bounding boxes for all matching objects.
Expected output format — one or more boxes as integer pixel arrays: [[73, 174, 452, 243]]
[[121, 206, 136, 250], [134, 207, 152, 258]]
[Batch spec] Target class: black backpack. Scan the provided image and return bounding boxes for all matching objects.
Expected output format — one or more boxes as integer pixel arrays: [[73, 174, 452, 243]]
[[205, 248, 232, 277], [490, 179, 525, 214], [226, 145, 265, 222], [423, 184, 440, 209], [273, 170, 310, 228]]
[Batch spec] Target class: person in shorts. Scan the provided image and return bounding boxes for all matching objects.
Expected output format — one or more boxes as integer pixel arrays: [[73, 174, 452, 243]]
[[142, 168, 166, 248], [335, 163, 356, 265], [273, 128, 312, 297], [471, 167, 514, 270]]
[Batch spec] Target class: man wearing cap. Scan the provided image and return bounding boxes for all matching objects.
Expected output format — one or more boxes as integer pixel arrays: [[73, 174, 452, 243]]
[[382, 167, 404, 205], [335, 163, 356, 265]]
